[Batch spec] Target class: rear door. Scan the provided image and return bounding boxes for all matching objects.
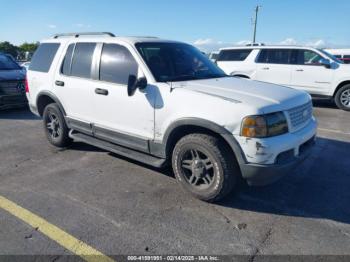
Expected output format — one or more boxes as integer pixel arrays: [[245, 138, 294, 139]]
[[54, 42, 99, 128], [290, 49, 334, 94], [255, 49, 292, 86]]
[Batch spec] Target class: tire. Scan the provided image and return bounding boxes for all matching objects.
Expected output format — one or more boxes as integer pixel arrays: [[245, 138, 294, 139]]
[[172, 133, 239, 202], [43, 103, 72, 147], [335, 84, 350, 111]]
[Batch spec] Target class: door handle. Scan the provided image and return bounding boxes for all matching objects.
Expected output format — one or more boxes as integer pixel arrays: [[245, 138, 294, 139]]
[[95, 88, 108, 96], [262, 67, 270, 70], [296, 69, 304, 72], [55, 80, 65, 86]]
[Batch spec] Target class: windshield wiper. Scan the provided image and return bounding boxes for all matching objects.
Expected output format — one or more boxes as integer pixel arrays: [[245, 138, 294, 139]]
[[165, 75, 199, 82]]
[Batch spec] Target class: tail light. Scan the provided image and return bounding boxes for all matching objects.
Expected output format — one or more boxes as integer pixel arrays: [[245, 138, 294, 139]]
[[25, 77, 29, 93]]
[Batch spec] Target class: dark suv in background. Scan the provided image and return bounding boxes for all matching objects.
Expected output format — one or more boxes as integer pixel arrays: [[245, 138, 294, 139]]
[[0, 53, 27, 110]]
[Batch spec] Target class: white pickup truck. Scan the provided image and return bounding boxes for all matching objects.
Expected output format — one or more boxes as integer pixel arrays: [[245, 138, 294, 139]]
[[26, 33, 317, 202]]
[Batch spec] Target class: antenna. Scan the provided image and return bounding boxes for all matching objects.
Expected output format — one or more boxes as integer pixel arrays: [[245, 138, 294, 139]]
[[252, 5, 262, 44]]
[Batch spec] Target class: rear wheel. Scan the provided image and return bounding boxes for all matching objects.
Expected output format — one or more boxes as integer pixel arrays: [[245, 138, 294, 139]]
[[335, 84, 350, 111], [43, 103, 72, 147], [172, 134, 239, 202]]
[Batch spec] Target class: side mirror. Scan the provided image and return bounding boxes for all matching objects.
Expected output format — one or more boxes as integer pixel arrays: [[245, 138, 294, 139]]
[[127, 75, 147, 96], [320, 58, 331, 69]]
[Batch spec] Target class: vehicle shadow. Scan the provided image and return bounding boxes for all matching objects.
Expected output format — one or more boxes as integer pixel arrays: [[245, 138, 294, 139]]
[[0, 107, 40, 120], [218, 137, 350, 225], [312, 98, 338, 109]]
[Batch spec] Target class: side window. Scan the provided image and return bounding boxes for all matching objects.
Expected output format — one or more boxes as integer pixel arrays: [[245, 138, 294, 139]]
[[71, 43, 96, 78], [61, 44, 75, 75], [29, 43, 60, 72], [99, 44, 138, 85], [343, 55, 350, 64], [257, 49, 292, 64], [217, 49, 252, 61], [297, 50, 324, 65]]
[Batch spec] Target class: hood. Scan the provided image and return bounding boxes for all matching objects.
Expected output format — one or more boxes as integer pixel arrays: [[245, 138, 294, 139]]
[[0, 69, 26, 81], [173, 77, 310, 114]]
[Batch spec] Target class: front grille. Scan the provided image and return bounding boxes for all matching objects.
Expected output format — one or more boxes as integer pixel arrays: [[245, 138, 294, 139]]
[[287, 101, 313, 131], [0, 80, 25, 95]]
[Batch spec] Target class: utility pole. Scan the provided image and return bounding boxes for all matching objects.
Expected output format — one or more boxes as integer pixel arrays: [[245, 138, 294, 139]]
[[252, 5, 261, 44]]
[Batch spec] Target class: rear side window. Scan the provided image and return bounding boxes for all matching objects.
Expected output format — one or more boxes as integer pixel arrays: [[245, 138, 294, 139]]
[[29, 43, 60, 72], [217, 49, 252, 61], [71, 43, 96, 78], [61, 44, 75, 75], [99, 44, 138, 85], [257, 49, 292, 64]]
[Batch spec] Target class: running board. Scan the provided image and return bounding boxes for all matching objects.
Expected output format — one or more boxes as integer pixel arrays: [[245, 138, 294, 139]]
[[69, 131, 166, 168]]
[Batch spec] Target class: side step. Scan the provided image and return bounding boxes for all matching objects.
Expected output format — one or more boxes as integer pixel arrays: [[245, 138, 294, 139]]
[[69, 131, 166, 168]]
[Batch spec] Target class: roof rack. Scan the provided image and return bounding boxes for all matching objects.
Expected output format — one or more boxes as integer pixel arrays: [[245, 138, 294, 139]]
[[52, 32, 115, 39]]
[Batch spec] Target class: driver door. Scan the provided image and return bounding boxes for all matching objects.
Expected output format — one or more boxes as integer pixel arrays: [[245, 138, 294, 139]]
[[92, 43, 156, 152]]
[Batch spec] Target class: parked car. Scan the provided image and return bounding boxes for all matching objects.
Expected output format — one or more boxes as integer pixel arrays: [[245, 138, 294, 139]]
[[324, 49, 350, 64], [208, 51, 219, 62], [26, 33, 317, 202], [216, 46, 350, 111], [0, 53, 27, 110], [20, 61, 31, 70]]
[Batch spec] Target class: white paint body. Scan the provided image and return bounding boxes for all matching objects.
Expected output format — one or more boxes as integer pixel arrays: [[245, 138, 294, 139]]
[[27, 37, 317, 166], [217, 46, 350, 97]]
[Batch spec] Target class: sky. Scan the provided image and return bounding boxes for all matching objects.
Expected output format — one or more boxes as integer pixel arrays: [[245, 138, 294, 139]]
[[1, 0, 350, 51]]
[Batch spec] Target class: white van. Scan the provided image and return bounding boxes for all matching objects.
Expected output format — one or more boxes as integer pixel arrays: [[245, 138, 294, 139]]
[[216, 46, 350, 111]]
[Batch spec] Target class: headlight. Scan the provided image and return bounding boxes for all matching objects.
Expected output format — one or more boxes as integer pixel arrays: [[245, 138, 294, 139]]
[[241, 112, 288, 138]]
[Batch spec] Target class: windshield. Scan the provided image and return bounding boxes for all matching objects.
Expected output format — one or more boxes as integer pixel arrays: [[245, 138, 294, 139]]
[[0, 54, 21, 70], [318, 49, 343, 64], [136, 43, 227, 82]]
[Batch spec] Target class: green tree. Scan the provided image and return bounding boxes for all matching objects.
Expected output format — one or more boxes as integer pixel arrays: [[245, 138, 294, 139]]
[[19, 42, 39, 53], [0, 41, 18, 57]]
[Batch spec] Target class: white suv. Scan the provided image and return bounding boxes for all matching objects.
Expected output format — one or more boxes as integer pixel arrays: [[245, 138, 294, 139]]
[[26, 33, 317, 202], [216, 46, 350, 111]]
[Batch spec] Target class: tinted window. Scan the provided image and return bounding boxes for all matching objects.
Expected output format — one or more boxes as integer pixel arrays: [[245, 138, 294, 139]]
[[61, 44, 75, 75], [100, 44, 138, 85], [217, 49, 252, 61], [71, 43, 96, 78], [136, 43, 226, 82], [0, 54, 21, 70], [334, 55, 342, 59], [296, 50, 324, 65], [257, 49, 292, 64], [29, 43, 60, 72]]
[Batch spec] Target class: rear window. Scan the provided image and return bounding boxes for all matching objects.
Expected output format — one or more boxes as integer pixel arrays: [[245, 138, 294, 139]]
[[70, 43, 96, 78], [217, 49, 252, 61], [257, 49, 293, 64], [29, 43, 60, 72], [0, 54, 21, 70]]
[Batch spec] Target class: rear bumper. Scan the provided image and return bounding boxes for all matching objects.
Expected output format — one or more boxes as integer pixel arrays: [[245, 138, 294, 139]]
[[240, 136, 315, 186], [0, 94, 27, 110]]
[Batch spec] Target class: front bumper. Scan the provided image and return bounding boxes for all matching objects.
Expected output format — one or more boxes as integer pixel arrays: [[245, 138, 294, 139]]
[[234, 118, 317, 186], [0, 94, 27, 110], [240, 136, 315, 186]]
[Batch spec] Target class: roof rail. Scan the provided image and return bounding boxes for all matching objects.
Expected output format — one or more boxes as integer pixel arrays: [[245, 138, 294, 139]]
[[52, 32, 115, 39]]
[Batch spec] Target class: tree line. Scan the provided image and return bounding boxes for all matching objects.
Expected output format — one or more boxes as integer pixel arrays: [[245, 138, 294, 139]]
[[0, 41, 39, 60]]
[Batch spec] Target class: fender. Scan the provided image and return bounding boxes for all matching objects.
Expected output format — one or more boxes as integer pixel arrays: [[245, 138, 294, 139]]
[[36, 90, 67, 116], [150, 118, 247, 165]]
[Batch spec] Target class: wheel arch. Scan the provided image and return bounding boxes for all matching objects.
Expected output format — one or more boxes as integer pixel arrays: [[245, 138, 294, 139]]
[[161, 118, 247, 165], [36, 91, 66, 117], [333, 80, 350, 97]]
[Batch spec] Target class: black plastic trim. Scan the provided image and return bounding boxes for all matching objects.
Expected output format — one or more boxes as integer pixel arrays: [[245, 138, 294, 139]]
[[36, 91, 67, 116]]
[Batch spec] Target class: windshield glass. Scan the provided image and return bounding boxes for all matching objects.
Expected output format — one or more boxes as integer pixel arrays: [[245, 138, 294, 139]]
[[0, 54, 21, 70], [136, 43, 227, 82], [318, 49, 343, 64]]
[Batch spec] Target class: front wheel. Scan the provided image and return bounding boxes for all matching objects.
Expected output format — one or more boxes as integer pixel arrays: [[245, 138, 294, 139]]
[[335, 84, 350, 111], [43, 103, 72, 147], [172, 134, 239, 202]]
